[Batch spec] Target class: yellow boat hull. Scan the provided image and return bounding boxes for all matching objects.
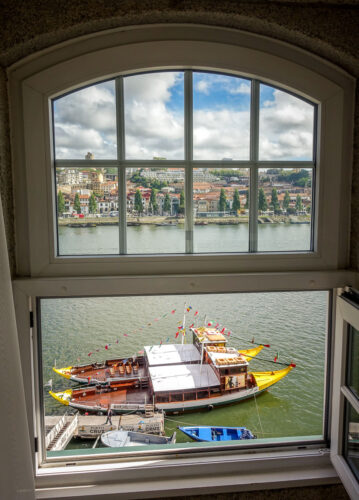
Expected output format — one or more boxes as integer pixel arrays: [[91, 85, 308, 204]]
[[238, 345, 264, 362], [52, 366, 73, 379], [251, 364, 295, 392]]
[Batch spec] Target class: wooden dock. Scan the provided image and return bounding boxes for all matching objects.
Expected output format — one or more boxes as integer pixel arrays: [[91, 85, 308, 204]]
[[45, 410, 164, 451]]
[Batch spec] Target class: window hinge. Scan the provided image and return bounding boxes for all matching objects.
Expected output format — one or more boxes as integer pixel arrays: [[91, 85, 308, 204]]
[[29, 311, 34, 328], [34, 437, 38, 453]]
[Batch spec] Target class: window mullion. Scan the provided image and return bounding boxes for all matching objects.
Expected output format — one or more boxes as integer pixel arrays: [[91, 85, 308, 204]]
[[116, 77, 127, 255], [185, 70, 193, 253], [249, 80, 260, 253]]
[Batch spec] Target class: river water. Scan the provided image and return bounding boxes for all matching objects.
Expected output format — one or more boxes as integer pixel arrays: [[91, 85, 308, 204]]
[[58, 222, 311, 254], [41, 288, 328, 446]]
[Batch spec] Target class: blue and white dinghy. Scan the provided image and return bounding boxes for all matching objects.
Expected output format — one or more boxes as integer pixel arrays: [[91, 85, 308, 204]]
[[178, 426, 255, 442]]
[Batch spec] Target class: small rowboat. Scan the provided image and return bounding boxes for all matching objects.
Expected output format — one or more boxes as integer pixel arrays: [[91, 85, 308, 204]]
[[101, 430, 176, 448], [178, 426, 256, 442]]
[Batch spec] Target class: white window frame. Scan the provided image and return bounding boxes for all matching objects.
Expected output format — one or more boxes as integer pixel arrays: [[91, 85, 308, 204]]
[[9, 24, 354, 277], [331, 291, 359, 499], [7, 23, 357, 498], [12, 272, 356, 499]]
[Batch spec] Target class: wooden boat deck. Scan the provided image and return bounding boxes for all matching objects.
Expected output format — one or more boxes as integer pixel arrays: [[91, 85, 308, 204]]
[[73, 388, 152, 408], [72, 365, 147, 382]]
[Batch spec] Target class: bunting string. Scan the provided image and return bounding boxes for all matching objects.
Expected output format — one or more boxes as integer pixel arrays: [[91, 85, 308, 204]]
[[79, 306, 280, 365]]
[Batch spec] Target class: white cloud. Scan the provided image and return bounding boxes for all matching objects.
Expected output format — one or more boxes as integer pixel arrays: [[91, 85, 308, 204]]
[[54, 82, 116, 159], [193, 109, 250, 160], [228, 82, 251, 95], [54, 73, 314, 162], [259, 89, 314, 160], [195, 79, 211, 95], [124, 73, 184, 159]]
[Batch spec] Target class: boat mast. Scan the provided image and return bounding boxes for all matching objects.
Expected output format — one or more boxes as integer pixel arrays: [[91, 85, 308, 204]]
[[182, 302, 186, 345]]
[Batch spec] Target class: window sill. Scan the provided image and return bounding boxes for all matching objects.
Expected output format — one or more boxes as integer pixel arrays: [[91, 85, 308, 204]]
[[35, 447, 339, 499]]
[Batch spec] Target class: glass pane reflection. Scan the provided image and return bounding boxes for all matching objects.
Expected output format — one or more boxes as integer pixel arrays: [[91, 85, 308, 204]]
[[344, 400, 359, 482], [56, 166, 119, 255], [193, 72, 250, 160], [347, 326, 359, 399], [259, 84, 314, 161], [257, 168, 312, 252], [126, 168, 185, 254], [193, 168, 249, 253], [53, 81, 117, 160], [124, 72, 184, 160]]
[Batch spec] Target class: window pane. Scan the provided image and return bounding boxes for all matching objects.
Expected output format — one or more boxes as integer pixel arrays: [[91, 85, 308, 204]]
[[53, 81, 117, 159], [344, 400, 359, 482], [193, 73, 250, 160], [193, 168, 249, 253], [259, 84, 314, 161], [126, 168, 185, 254], [56, 167, 119, 255], [347, 326, 359, 399], [40, 291, 327, 460], [257, 168, 312, 252], [124, 72, 184, 160]]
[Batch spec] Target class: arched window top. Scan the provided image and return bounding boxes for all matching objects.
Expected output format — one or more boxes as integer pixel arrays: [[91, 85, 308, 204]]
[[53, 70, 315, 162], [10, 24, 354, 275]]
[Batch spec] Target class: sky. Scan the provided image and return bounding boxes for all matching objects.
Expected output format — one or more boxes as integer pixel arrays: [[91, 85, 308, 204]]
[[53, 71, 314, 162]]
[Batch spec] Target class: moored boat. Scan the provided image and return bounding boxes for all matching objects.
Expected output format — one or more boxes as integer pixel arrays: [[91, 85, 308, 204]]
[[52, 327, 265, 385], [50, 327, 295, 415], [100, 430, 176, 448], [178, 425, 255, 442]]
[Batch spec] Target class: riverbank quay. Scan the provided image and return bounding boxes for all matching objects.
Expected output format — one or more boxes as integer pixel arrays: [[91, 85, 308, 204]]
[[45, 411, 164, 451], [58, 214, 310, 227]]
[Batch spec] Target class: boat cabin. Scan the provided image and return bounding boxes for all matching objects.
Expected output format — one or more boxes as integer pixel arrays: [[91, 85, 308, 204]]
[[149, 363, 221, 404], [144, 344, 201, 367], [191, 327, 228, 351], [205, 346, 249, 391]]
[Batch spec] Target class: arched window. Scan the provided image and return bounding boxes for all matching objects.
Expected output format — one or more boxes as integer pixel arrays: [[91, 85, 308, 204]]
[[53, 71, 315, 256]]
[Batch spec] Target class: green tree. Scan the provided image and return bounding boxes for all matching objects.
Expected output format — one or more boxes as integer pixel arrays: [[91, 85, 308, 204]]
[[232, 189, 241, 213], [57, 190, 65, 216], [178, 190, 185, 215], [134, 189, 143, 214], [74, 192, 81, 214], [245, 190, 249, 209], [283, 190, 290, 211], [258, 188, 268, 212], [219, 188, 227, 212], [270, 188, 280, 212], [295, 194, 303, 212], [163, 193, 171, 214], [149, 188, 158, 214], [89, 193, 97, 214]]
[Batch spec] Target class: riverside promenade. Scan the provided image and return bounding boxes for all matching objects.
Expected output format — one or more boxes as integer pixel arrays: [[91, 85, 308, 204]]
[[58, 214, 310, 227]]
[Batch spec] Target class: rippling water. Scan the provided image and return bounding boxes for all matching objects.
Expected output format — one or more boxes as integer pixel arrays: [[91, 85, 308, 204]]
[[41, 291, 328, 444], [58, 223, 311, 254]]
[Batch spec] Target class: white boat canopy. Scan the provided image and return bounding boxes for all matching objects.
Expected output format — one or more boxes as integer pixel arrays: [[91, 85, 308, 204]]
[[145, 344, 201, 366], [149, 364, 219, 393]]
